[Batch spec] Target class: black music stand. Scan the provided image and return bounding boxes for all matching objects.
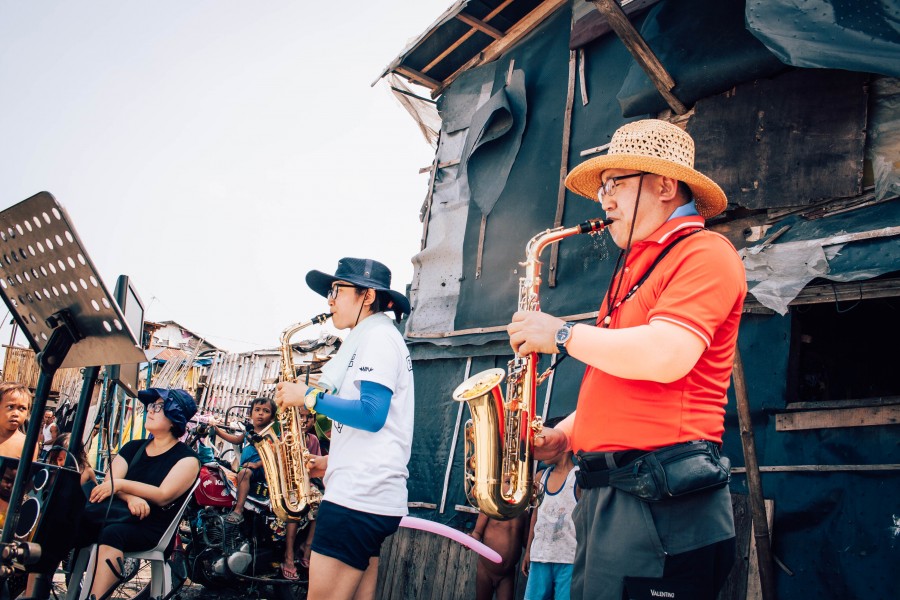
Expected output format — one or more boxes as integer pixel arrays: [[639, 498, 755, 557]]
[[0, 192, 146, 577]]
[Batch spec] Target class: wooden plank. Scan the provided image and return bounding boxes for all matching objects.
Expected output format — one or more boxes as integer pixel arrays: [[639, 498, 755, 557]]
[[455, 12, 505, 39], [746, 499, 776, 600], [434, 0, 569, 97], [422, 0, 515, 74], [408, 276, 900, 339], [419, 534, 451, 600], [743, 278, 900, 311], [376, 530, 398, 599], [787, 396, 899, 411], [570, 0, 660, 49], [731, 464, 900, 473], [775, 405, 900, 431], [719, 494, 751, 600], [589, 0, 686, 114], [420, 154, 439, 251], [549, 49, 578, 287], [395, 65, 441, 91], [412, 529, 436, 599]]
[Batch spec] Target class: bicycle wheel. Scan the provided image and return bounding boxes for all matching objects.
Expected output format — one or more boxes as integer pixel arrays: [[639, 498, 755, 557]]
[[96, 557, 149, 600]]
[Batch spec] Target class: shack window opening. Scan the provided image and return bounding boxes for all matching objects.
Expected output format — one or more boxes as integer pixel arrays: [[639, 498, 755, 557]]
[[789, 296, 900, 403]]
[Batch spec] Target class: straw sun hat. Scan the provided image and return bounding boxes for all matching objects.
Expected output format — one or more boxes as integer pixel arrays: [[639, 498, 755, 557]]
[[564, 119, 727, 218]]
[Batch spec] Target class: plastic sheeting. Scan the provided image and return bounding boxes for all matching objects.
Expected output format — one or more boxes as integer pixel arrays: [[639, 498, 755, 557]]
[[746, 0, 900, 79], [406, 62, 498, 337], [866, 77, 900, 202], [740, 199, 900, 314]]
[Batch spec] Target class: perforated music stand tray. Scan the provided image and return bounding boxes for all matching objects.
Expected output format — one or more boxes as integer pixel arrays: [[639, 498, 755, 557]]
[[0, 192, 146, 368], [0, 191, 147, 564]]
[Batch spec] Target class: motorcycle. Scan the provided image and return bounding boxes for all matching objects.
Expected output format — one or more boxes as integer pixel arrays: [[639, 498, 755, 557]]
[[180, 411, 311, 600]]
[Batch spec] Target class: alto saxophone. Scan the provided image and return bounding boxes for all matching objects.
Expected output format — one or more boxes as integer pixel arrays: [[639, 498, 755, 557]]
[[253, 312, 330, 522], [452, 218, 611, 520]]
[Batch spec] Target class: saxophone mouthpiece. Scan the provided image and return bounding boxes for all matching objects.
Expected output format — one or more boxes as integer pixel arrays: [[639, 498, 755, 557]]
[[576, 218, 613, 234]]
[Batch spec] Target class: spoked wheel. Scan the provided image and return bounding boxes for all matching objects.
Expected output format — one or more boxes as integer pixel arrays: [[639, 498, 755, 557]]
[[98, 557, 149, 600], [267, 574, 309, 600]]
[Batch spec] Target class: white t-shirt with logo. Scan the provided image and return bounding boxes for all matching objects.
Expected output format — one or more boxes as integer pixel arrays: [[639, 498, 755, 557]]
[[323, 323, 414, 517]]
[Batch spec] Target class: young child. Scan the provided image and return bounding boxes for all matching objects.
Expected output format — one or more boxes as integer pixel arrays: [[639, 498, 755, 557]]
[[521, 415, 579, 600], [0, 382, 33, 459], [472, 509, 530, 600], [222, 397, 277, 525]]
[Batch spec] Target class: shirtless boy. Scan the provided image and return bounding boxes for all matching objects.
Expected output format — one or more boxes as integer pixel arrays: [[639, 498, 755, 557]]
[[471, 510, 530, 600], [0, 382, 32, 459]]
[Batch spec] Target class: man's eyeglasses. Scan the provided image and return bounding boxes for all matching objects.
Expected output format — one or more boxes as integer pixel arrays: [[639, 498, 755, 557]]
[[597, 172, 643, 201], [327, 283, 358, 300], [147, 402, 165, 414]]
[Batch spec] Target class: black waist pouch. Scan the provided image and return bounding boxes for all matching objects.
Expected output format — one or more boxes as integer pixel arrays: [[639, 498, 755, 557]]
[[607, 440, 731, 502]]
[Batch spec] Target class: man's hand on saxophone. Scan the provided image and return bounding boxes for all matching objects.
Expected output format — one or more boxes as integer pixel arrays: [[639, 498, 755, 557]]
[[507, 310, 566, 355]]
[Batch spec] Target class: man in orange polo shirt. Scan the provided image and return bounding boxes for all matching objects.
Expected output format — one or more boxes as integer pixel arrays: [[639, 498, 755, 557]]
[[508, 119, 746, 600]]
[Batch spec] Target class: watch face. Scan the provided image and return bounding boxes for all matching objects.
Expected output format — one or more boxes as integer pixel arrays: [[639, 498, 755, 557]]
[[556, 325, 571, 345]]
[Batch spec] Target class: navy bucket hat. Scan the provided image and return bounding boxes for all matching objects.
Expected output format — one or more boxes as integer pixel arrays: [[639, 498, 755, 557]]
[[306, 257, 411, 317], [138, 388, 197, 437]]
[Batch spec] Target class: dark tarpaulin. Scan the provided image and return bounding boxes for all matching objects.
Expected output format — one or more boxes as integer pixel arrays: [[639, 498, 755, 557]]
[[746, 0, 900, 79], [615, 0, 787, 118], [688, 68, 868, 211]]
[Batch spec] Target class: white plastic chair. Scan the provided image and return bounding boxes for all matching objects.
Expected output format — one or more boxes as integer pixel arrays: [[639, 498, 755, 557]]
[[66, 480, 199, 600]]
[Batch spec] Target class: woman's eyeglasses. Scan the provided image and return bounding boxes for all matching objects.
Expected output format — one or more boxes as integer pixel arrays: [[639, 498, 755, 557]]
[[147, 402, 165, 414], [327, 283, 358, 300]]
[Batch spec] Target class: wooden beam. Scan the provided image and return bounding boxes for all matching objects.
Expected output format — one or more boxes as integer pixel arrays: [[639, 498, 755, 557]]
[[433, 0, 569, 97], [422, 0, 515, 74], [395, 65, 441, 91], [549, 49, 578, 287], [776, 405, 900, 431], [589, 0, 687, 114], [455, 12, 505, 39], [732, 464, 900, 473], [787, 397, 899, 411], [743, 278, 900, 312], [418, 158, 460, 174], [407, 277, 900, 339]]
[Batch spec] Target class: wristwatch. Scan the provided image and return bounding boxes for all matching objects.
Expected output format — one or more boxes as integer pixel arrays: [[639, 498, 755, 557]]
[[304, 387, 322, 413], [555, 322, 575, 353]]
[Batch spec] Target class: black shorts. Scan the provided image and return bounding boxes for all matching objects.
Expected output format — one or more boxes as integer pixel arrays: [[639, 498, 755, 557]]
[[310, 500, 401, 571]]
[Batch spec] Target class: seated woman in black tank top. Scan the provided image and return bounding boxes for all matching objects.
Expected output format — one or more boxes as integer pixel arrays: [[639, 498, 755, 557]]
[[80, 389, 200, 600]]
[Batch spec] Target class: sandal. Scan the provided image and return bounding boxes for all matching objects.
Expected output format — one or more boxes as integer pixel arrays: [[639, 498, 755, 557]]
[[281, 562, 299, 581], [223, 511, 244, 525], [298, 557, 310, 569]]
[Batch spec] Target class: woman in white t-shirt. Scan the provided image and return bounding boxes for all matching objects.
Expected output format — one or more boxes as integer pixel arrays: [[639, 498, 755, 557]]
[[276, 257, 414, 600]]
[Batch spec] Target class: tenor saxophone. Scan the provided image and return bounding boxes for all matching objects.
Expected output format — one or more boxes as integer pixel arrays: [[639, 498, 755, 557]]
[[253, 312, 330, 522], [452, 218, 611, 520]]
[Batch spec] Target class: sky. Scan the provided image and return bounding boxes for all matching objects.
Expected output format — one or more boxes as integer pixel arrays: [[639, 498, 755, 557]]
[[0, 0, 450, 354]]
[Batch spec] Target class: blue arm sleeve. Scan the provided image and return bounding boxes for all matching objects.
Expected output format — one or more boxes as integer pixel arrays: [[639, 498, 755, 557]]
[[314, 380, 392, 433]]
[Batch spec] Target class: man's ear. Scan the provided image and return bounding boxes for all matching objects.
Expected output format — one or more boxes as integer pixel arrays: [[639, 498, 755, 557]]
[[658, 176, 680, 202]]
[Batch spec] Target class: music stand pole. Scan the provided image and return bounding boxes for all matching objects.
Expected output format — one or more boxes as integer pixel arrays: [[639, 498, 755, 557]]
[[65, 366, 101, 462]]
